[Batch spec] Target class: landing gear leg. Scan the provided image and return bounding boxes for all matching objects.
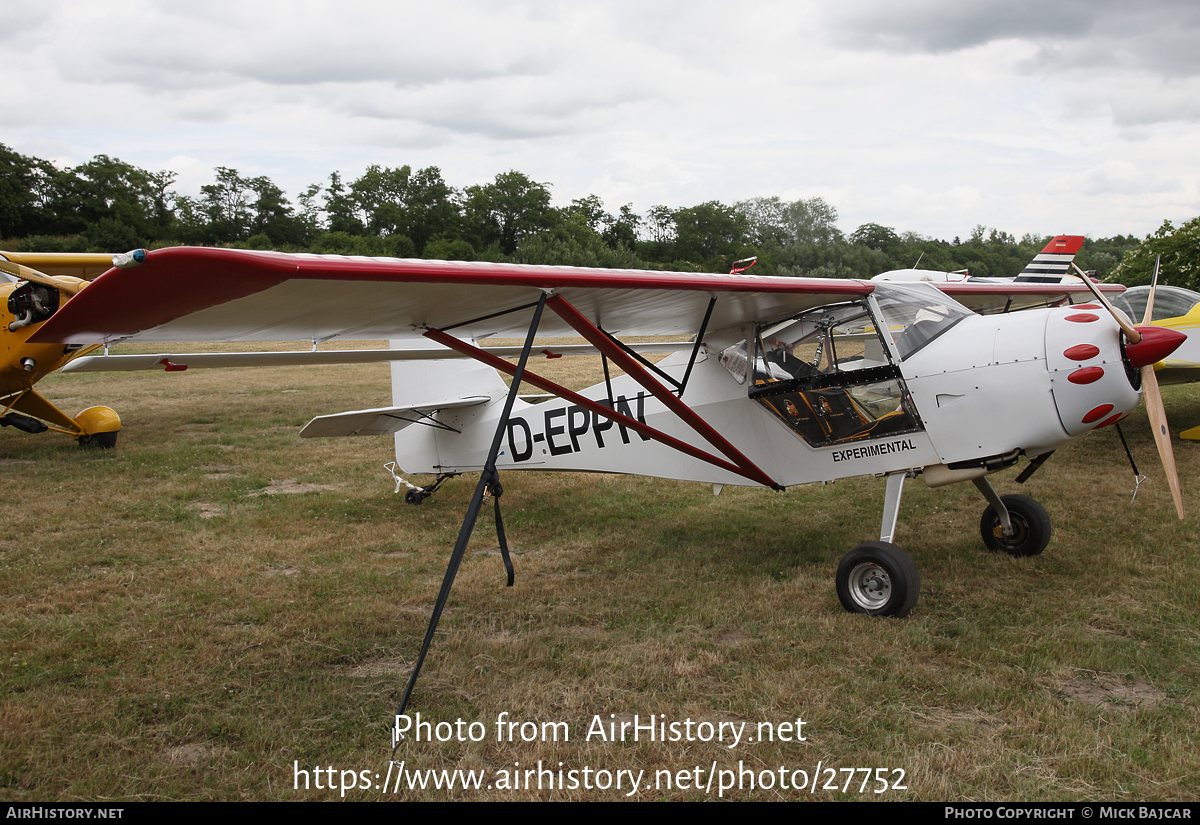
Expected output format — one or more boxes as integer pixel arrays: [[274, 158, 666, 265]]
[[386, 464, 456, 505], [406, 474, 455, 504], [880, 471, 908, 543], [972, 476, 1013, 537]]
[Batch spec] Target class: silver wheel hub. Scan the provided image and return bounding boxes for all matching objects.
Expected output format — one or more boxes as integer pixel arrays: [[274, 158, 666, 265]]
[[848, 562, 891, 610]]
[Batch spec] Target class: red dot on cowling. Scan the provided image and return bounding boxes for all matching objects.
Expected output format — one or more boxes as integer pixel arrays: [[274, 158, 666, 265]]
[[1066, 313, 1100, 323], [1082, 404, 1114, 424], [1063, 344, 1101, 361], [1068, 367, 1105, 385]]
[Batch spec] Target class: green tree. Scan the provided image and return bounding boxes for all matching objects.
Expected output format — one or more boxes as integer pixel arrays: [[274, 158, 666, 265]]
[[515, 212, 644, 269], [463, 170, 555, 255], [671, 201, 749, 271], [784, 197, 841, 245], [69, 155, 158, 238], [1111, 216, 1200, 289], [406, 167, 458, 255], [324, 171, 364, 235], [1078, 234, 1140, 281], [295, 183, 324, 242], [737, 196, 842, 248], [199, 167, 253, 242], [0, 143, 55, 237], [849, 222, 900, 253], [351, 164, 412, 236], [247, 175, 307, 246], [565, 194, 606, 232], [602, 203, 640, 251]]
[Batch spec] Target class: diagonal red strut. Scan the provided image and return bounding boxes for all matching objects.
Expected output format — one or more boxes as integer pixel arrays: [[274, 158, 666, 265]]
[[543, 294, 780, 489], [424, 328, 755, 482], [422, 328, 773, 486], [424, 328, 777, 484]]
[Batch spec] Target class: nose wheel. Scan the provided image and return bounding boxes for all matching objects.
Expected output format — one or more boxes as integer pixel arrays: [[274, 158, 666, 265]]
[[979, 493, 1051, 557], [836, 541, 920, 618]]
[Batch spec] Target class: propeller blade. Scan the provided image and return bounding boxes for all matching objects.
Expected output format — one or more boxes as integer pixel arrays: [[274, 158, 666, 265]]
[[1141, 362, 1185, 519], [1070, 262, 1141, 344], [1141, 255, 1161, 326], [1135, 254, 1182, 518]]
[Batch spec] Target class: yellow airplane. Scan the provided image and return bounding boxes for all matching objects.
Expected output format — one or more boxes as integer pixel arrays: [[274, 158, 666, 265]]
[[1113, 284, 1200, 383], [1112, 283, 1200, 440], [0, 251, 122, 446]]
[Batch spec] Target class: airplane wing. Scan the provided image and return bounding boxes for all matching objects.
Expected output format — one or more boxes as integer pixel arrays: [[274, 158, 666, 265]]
[[32, 247, 1129, 349], [31, 247, 878, 346], [937, 280, 1124, 314], [60, 342, 692, 372], [0, 251, 114, 280]]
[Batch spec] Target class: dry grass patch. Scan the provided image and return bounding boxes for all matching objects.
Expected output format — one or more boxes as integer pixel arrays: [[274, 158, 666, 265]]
[[250, 480, 343, 496], [1059, 671, 1169, 711]]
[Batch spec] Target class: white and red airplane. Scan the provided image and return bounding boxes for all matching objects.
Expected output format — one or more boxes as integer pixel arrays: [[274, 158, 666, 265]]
[[33, 246, 1187, 713], [33, 246, 1185, 617]]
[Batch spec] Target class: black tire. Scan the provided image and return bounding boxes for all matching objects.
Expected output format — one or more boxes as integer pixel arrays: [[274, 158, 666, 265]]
[[979, 494, 1051, 557], [835, 542, 921, 618], [78, 431, 119, 449]]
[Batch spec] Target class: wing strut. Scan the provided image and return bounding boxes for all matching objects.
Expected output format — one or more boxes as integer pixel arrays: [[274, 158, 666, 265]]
[[393, 294, 547, 734], [678, 295, 718, 397]]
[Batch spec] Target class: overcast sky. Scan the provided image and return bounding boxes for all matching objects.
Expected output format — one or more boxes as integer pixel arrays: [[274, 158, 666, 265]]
[[3, 0, 1198, 241]]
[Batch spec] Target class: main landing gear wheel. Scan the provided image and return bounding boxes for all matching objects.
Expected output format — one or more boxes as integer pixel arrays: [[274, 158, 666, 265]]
[[836, 541, 921, 618], [979, 494, 1051, 557], [78, 431, 118, 449]]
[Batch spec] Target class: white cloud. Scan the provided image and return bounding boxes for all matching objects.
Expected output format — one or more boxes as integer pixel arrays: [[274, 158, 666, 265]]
[[0, 0, 1197, 239]]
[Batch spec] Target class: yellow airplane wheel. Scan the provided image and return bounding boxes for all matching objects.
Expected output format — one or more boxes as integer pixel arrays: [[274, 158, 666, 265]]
[[74, 405, 121, 448]]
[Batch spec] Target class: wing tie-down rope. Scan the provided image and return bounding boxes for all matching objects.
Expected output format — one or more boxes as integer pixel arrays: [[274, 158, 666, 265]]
[[1114, 422, 1148, 503], [484, 477, 515, 586], [392, 293, 546, 744]]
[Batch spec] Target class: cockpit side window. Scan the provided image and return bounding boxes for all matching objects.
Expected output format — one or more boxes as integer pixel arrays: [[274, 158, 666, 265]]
[[752, 303, 886, 385], [748, 298, 924, 447]]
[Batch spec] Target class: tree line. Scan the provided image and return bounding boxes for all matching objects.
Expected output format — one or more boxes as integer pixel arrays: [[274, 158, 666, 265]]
[[3, 143, 1189, 286]]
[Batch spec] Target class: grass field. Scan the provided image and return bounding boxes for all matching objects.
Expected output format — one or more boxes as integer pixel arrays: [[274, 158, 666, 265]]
[[2, 348, 1199, 801]]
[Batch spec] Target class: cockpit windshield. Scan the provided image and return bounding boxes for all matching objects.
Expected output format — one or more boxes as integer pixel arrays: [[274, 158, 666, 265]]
[[869, 281, 974, 360]]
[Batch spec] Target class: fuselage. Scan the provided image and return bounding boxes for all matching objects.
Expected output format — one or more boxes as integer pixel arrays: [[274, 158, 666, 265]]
[[0, 281, 82, 400], [391, 283, 1144, 490]]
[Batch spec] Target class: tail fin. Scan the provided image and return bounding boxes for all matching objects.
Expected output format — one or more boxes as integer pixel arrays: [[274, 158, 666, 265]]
[[388, 338, 507, 408], [1014, 235, 1085, 283], [389, 338, 508, 473]]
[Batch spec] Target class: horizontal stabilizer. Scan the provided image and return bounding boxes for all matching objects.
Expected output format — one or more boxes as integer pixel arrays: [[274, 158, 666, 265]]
[[63, 342, 691, 373], [299, 396, 490, 438]]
